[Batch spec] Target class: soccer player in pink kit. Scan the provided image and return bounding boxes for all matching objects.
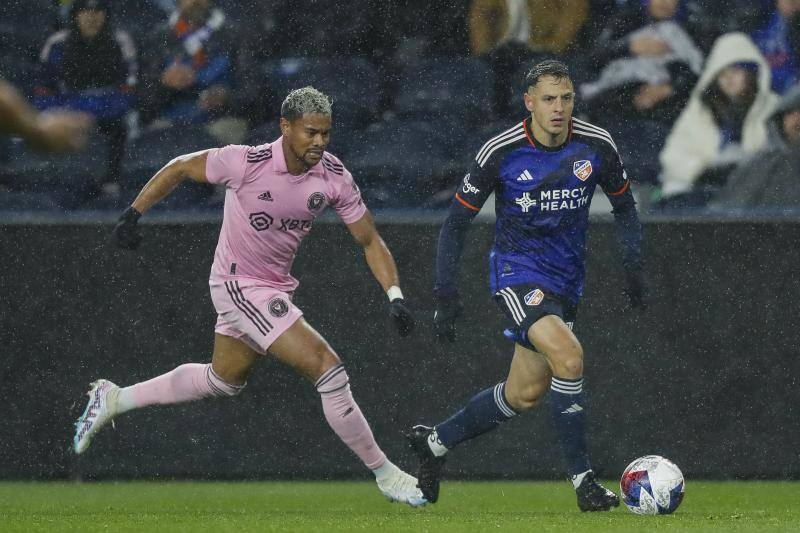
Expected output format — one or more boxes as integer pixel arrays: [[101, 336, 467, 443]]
[[72, 87, 425, 506]]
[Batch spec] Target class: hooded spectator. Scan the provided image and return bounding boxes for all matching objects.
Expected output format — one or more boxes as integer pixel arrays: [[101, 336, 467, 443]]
[[659, 33, 779, 200], [712, 83, 800, 209]]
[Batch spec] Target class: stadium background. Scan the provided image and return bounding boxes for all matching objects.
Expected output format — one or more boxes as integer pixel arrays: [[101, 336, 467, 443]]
[[1, 0, 799, 486], [2, 217, 798, 480]]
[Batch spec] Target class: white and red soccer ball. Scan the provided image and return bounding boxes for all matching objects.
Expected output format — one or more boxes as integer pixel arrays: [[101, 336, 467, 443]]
[[620, 455, 685, 515]]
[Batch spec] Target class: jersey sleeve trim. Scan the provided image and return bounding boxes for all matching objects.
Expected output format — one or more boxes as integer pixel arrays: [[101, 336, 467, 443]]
[[455, 193, 481, 211], [571, 118, 619, 153], [475, 124, 526, 168], [607, 179, 630, 196]]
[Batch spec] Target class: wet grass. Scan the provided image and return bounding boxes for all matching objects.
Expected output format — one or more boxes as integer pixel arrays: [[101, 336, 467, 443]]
[[0, 480, 798, 532]]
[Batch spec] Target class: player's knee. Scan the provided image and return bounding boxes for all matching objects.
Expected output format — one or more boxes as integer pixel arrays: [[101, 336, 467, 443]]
[[308, 342, 342, 382], [505, 381, 548, 412], [547, 341, 583, 378], [552, 357, 583, 379], [207, 364, 246, 398]]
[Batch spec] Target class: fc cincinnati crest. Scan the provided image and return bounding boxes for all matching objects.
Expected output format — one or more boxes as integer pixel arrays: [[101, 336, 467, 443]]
[[573, 160, 593, 181], [268, 297, 289, 318], [524, 289, 544, 306], [307, 192, 326, 212]]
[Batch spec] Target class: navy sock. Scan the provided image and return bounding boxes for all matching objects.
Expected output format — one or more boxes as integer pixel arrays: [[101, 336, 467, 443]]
[[435, 382, 518, 449], [549, 376, 592, 477]]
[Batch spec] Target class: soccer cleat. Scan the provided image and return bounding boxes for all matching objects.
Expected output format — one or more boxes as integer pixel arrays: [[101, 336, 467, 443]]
[[405, 425, 446, 503], [73, 379, 120, 454], [376, 467, 428, 507], [575, 472, 621, 512]]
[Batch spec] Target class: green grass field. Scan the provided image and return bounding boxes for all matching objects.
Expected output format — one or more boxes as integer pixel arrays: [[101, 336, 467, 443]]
[[1, 481, 798, 532]]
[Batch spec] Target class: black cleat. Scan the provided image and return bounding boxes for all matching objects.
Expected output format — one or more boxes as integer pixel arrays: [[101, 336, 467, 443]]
[[575, 472, 621, 512], [405, 425, 446, 503]]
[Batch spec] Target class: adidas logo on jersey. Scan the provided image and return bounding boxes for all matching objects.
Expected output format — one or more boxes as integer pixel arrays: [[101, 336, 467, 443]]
[[517, 169, 534, 182], [258, 191, 273, 202]]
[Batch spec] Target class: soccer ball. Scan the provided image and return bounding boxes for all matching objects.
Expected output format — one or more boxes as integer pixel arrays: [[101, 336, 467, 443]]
[[620, 455, 685, 515]]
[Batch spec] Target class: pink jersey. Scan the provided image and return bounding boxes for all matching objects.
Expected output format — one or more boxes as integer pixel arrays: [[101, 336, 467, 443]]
[[205, 136, 367, 291]]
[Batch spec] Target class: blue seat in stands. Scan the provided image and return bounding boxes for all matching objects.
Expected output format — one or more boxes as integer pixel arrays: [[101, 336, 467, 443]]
[[0, 56, 43, 96], [394, 57, 493, 124], [263, 57, 381, 129], [345, 118, 466, 207], [0, 191, 60, 211], [0, 26, 47, 62], [2, 135, 109, 209], [121, 126, 218, 209], [243, 122, 282, 147]]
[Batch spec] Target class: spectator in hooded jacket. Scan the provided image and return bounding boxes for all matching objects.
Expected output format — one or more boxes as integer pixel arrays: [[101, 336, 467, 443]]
[[35, 0, 137, 194], [712, 83, 800, 209], [658, 32, 779, 205]]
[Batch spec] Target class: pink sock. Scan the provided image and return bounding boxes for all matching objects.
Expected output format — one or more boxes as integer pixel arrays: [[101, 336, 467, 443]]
[[117, 363, 244, 413], [316, 364, 387, 470]]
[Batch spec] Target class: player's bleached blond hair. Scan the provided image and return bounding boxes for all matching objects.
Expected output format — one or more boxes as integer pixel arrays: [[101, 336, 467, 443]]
[[280, 86, 332, 121]]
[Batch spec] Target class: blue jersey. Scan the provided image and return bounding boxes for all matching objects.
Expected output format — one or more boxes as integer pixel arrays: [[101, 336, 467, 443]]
[[454, 117, 631, 304]]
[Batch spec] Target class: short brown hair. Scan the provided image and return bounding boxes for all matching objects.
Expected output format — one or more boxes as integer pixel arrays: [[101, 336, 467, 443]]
[[525, 60, 571, 89]]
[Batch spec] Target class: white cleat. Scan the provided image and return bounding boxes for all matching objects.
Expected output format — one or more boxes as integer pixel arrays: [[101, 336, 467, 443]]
[[376, 468, 428, 507], [73, 379, 119, 454]]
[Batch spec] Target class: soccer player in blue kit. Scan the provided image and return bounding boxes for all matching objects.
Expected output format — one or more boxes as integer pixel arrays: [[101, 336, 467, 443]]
[[406, 60, 646, 511]]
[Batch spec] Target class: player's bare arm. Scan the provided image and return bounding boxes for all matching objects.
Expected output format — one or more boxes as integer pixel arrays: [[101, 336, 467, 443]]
[[110, 150, 211, 249], [346, 210, 416, 337], [0, 79, 92, 153], [346, 209, 399, 292], [131, 150, 211, 214]]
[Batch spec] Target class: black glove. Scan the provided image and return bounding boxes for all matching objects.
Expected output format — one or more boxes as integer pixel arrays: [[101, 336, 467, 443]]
[[624, 268, 648, 310], [433, 293, 462, 343], [388, 298, 415, 337], [111, 206, 143, 250]]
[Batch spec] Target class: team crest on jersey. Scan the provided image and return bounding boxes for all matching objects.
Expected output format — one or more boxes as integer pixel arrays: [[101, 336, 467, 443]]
[[307, 192, 326, 213], [268, 297, 289, 318], [573, 160, 593, 181], [524, 289, 544, 306]]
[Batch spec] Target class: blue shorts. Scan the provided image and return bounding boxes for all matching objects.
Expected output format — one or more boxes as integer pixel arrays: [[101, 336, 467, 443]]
[[493, 285, 578, 351]]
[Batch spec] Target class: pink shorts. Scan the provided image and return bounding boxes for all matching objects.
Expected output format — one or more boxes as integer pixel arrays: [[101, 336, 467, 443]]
[[210, 279, 303, 355]]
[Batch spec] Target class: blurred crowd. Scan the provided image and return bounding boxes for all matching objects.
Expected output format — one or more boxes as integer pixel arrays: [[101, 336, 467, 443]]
[[0, 0, 798, 213]]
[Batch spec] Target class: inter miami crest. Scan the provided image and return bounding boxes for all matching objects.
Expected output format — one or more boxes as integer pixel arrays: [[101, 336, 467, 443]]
[[268, 297, 289, 318], [307, 192, 326, 213]]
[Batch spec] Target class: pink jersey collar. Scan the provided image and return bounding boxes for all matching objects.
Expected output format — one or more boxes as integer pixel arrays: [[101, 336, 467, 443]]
[[272, 136, 325, 181]]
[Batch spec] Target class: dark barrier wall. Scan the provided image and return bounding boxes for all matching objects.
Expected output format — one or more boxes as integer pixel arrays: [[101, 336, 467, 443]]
[[1, 220, 799, 480]]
